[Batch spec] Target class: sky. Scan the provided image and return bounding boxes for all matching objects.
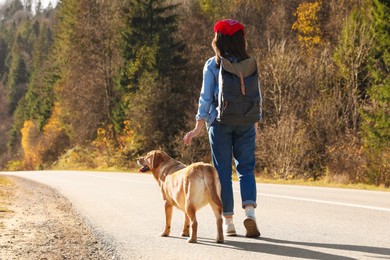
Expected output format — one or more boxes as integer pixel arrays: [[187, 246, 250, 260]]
[[0, 0, 58, 9]]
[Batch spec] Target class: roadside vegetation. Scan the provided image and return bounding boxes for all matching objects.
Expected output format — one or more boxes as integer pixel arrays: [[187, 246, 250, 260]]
[[0, 0, 388, 188], [0, 176, 14, 220]]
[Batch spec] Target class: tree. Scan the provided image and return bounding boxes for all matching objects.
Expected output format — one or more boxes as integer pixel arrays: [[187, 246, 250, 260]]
[[120, 0, 188, 155], [55, 0, 122, 144], [0, 1, 31, 163], [24, 19, 55, 129], [333, 5, 372, 131], [0, 38, 8, 78], [3, 5, 57, 157], [20, 119, 41, 169], [0, 82, 12, 168], [6, 53, 28, 113], [292, 1, 322, 50], [360, 0, 390, 186], [197, 0, 231, 22]]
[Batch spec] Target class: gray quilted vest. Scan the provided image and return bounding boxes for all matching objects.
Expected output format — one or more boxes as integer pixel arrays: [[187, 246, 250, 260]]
[[217, 56, 261, 125]]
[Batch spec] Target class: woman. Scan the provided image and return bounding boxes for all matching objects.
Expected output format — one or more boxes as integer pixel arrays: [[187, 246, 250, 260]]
[[183, 19, 261, 238]]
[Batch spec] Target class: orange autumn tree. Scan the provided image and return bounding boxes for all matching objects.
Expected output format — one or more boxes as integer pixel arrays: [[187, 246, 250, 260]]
[[40, 103, 69, 164], [292, 1, 322, 49], [20, 120, 41, 169], [20, 104, 69, 170]]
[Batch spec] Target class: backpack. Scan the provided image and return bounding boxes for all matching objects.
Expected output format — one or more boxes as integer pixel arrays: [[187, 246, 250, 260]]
[[216, 56, 261, 125]]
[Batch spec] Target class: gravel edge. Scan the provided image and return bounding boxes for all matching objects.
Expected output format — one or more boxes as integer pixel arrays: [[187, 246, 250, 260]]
[[0, 176, 119, 260]]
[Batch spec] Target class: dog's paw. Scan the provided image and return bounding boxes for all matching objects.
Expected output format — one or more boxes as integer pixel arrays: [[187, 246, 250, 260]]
[[187, 238, 197, 243], [181, 232, 190, 237], [161, 232, 170, 237]]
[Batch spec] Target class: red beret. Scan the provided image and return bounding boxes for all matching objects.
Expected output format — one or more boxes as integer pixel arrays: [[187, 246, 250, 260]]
[[214, 19, 245, 36]]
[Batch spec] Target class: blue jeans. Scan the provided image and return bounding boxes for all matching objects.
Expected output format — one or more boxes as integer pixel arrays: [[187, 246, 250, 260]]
[[208, 121, 257, 216]]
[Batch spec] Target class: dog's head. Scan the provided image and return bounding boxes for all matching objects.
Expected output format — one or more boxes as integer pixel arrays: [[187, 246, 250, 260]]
[[137, 150, 169, 174]]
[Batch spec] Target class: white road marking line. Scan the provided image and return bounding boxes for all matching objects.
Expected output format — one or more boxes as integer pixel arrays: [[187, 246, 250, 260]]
[[255, 191, 390, 212]]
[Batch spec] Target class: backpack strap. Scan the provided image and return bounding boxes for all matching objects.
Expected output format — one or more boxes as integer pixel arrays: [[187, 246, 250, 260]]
[[239, 72, 245, 95], [220, 57, 257, 77]]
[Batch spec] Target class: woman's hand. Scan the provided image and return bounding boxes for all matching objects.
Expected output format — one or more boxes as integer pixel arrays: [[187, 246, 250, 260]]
[[183, 130, 197, 145], [183, 120, 205, 145]]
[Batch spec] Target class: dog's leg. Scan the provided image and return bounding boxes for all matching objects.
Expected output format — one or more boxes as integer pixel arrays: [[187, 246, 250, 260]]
[[210, 203, 224, 243], [185, 204, 198, 243], [181, 214, 190, 237], [161, 201, 173, 237]]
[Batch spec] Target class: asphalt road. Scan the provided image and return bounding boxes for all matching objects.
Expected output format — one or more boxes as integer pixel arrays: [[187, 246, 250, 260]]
[[2, 171, 390, 260]]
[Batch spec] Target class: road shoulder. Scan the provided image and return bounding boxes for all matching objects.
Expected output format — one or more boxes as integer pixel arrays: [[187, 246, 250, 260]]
[[0, 175, 116, 259]]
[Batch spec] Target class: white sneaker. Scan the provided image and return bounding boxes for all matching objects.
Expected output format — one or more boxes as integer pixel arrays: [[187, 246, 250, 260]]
[[224, 223, 237, 236], [243, 216, 260, 238]]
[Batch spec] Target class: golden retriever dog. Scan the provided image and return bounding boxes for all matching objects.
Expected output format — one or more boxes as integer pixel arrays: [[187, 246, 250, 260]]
[[137, 150, 224, 243]]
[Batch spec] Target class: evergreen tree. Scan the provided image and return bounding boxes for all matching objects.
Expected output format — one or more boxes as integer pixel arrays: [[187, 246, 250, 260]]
[[360, 0, 390, 186], [120, 0, 187, 155], [6, 52, 28, 113], [0, 38, 7, 78], [121, 0, 185, 91], [24, 20, 55, 129], [5, 17, 38, 115], [1, 2, 56, 160]]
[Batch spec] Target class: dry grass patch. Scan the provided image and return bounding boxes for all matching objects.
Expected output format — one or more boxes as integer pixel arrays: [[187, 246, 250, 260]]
[[0, 176, 14, 215]]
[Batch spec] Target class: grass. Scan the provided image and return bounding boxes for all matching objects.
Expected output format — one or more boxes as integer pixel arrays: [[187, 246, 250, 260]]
[[0, 176, 14, 214], [0, 176, 14, 186]]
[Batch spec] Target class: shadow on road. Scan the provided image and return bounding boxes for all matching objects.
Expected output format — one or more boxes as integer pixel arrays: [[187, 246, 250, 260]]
[[194, 236, 390, 260], [261, 237, 390, 258]]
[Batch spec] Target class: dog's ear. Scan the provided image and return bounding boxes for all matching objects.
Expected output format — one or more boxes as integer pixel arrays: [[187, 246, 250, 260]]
[[152, 151, 165, 169]]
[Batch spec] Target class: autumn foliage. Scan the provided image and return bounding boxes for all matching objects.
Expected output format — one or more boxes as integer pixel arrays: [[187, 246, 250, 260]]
[[0, 0, 389, 187], [292, 1, 322, 49], [19, 104, 69, 169]]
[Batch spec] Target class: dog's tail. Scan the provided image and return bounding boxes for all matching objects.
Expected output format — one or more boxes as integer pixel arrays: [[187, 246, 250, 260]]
[[202, 164, 223, 209]]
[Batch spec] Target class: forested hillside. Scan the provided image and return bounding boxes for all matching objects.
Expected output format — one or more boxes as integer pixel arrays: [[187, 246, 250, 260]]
[[0, 0, 388, 186]]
